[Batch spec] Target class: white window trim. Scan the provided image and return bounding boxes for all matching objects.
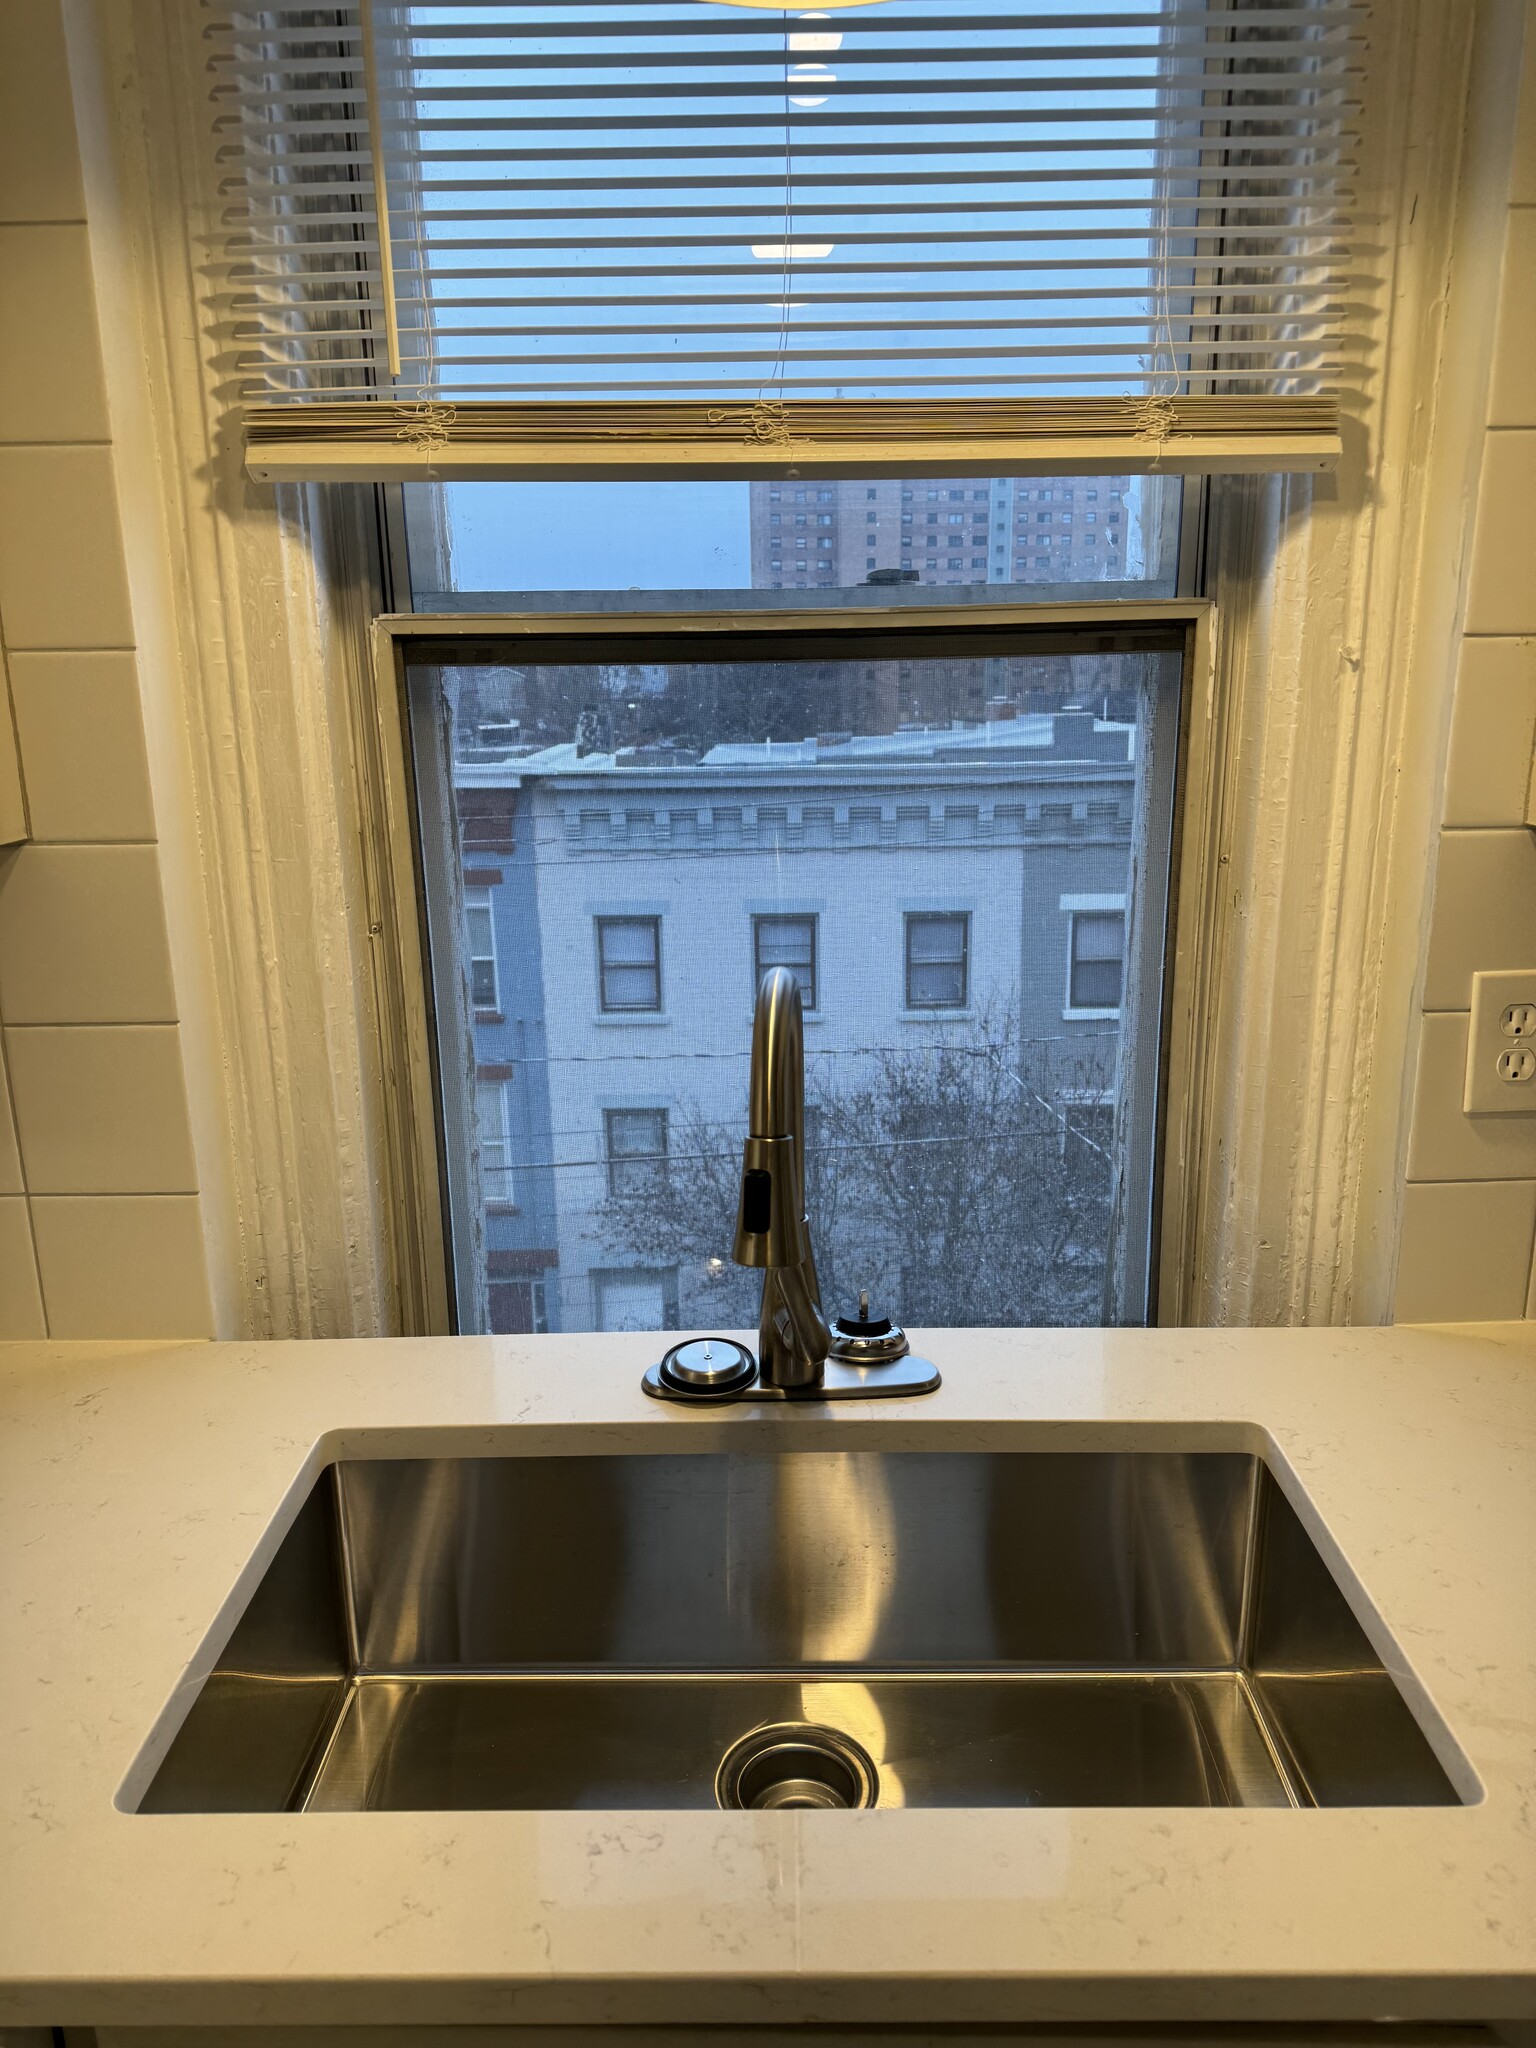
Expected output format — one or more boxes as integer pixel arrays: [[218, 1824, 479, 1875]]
[[74, 0, 1517, 1336], [1062, 895, 1129, 1022]]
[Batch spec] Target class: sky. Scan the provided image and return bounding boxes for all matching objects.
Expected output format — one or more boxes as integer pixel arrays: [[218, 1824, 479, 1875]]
[[447, 478, 752, 589]]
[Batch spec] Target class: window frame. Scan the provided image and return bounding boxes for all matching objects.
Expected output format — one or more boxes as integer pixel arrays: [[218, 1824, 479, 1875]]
[[595, 915, 663, 1015], [903, 910, 971, 1014], [463, 887, 499, 1014], [474, 1075, 515, 1208], [1062, 897, 1130, 1021], [752, 912, 819, 1013], [604, 1105, 670, 1199], [382, 597, 1215, 1339]]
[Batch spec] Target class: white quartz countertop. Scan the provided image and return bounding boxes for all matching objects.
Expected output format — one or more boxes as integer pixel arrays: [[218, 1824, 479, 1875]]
[[1, 1322, 1533, 2029]]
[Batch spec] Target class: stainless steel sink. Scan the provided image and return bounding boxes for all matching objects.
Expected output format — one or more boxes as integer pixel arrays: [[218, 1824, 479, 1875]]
[[135, 1450, 1465, 1813]]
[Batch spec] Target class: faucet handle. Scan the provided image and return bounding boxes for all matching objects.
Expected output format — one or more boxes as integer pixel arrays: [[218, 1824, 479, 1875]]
[[828, 1296, 910, 1365]]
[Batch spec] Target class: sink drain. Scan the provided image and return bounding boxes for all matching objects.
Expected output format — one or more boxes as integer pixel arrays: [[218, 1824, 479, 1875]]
[[716, 1722, 879, 1811]]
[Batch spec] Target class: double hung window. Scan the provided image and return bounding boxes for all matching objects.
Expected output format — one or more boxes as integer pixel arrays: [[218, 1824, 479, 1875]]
[[596, 919, 662, 1014], [905, 914, 970, 1012], [605, 1110, 669, 1199], [464, 892, 498, 1013], [754, 915, 818, 1012], [1067, 909, 1128, 1017]]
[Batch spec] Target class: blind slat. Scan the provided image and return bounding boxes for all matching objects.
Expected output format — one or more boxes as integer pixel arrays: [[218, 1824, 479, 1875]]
[[216, 0, 1361, 475]]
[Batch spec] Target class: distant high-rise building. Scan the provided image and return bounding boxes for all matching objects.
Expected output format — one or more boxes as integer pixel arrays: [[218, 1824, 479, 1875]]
[[747, 475, 1136, 594]]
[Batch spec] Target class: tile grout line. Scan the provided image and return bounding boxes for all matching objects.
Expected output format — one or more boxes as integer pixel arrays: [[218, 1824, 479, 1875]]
[[0, 599, 50, 1335]]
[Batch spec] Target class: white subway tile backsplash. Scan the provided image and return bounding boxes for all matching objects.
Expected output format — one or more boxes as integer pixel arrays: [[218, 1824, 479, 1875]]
[[1442, 636, 1536, 827], [1395, 1178, 1536, 1323], [0, 1197, 45, 1337], [0, 846, 177, 1023], [1421, 829, 1536, 1009], [8, 652, 156, 841], [1407, 1011, 1536, 1182], [1465, 430, 1536, 636], [0, 2, 85, 225], [1489, 209, 1536, 428], [31, 1193, 213, 1338], [5, 1025, 196, 1194], [0, 227, 109, 443], [0, 446, 133, 650]]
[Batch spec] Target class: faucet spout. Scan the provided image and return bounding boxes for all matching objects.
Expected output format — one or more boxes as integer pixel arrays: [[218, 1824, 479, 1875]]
[[731, 967, 831, 1389]]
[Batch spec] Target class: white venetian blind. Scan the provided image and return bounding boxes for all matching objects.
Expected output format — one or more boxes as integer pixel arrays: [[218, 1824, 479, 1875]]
[[214, 0, 1362, 480]]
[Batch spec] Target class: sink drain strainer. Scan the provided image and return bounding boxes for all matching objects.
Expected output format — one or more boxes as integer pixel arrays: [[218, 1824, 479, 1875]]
[[716, 1722, 879, 1811]]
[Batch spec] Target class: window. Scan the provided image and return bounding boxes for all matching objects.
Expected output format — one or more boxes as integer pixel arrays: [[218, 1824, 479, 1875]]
[[1067, 909, 1127, 1014], [464, 890, 498, 1011], [405, 612, 1183, 1337], [596, 917, 661, 1012], [905, 913, 969, 1011], [593, 1268, 679, 1333], [475, 1078, 514, 1205], [754, 913, 817, 1011], [604, 1108, 669, 1197]]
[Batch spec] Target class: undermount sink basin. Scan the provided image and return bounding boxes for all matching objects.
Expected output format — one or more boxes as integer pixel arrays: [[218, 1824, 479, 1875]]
[[134, 1448, 1466, 1814]]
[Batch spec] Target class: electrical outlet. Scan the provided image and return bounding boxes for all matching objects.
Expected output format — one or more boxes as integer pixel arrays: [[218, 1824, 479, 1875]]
[[1464, 970, 1536, 1114]]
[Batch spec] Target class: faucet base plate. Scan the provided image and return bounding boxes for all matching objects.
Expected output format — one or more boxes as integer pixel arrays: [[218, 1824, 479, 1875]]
[[642, 1352, 940, 1404]]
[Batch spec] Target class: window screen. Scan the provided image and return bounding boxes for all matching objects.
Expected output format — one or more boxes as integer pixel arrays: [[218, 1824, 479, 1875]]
[[406, 618, 1185, 1338]]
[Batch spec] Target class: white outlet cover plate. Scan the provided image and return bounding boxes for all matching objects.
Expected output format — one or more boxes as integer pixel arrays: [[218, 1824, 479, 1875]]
[[1464, 968, 1536, 1114]]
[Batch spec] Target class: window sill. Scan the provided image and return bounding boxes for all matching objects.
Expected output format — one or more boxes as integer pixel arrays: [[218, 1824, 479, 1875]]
[[473, 1010, 505, 1026], [484, 1202, 521, 1218], [900, 1008, 974, 1023], [594, 1011, 671, 1027], [1063, 1007, 1121, 1023]]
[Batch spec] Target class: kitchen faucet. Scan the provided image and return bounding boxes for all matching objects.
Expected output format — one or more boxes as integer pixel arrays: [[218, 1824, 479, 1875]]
[[640, 965, 940, 1404], [731, 966, 833, 1390]]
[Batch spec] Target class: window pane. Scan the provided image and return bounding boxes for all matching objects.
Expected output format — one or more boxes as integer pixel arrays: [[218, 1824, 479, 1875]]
[[403, 474, 1182, 610], [599, 920, 656, 968], [755, 915, 816, 1009], [1071, 912, 1126, 1011], [597, 919, 661, 1011], [606, 1107, 669, 1198], [407, 626, 1183, 1337]]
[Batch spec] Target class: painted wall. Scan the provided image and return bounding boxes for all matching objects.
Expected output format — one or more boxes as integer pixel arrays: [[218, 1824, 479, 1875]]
[[0, 0, 212, 1337], [1394, 17, 1536, 1325]]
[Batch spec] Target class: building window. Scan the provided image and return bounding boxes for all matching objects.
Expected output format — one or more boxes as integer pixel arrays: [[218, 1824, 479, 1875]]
[[905, 912, 969, 1010], [596, 916, 662, 1011], [754, 913, 817, 1010], [1068, 909, 1126, 1013], [865, 487, 877, 500], [464, 888, 498, 1010], [593, 1267, 679, 1333], [604, 1107, 669, 1197], [866, 555, 878, 569], [475, 1077, 514, 1203]]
